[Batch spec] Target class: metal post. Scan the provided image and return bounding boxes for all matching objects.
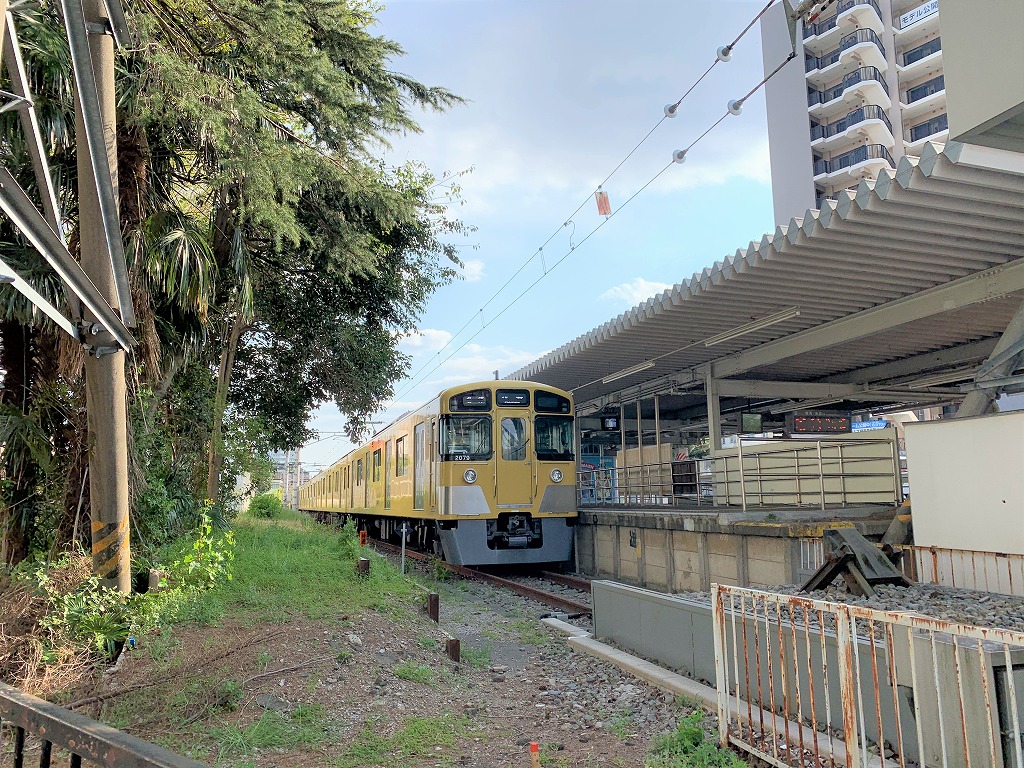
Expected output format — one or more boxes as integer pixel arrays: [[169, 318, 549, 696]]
[[619, 403, 625, 503], [654, 395, 662, 504], [817, 441, 826, 511], [400, 522, 409, 575], [737, 438, 747, 512], [78, 0, 129, 592]]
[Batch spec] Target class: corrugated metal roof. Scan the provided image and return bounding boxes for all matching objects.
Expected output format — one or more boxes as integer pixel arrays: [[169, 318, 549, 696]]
[[507, 141, 1024, 408]]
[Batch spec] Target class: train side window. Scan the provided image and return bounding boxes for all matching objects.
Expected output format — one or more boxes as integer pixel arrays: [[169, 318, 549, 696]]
[[357, 459, 363, 485], [373, 449, 382, 482], [396, 436, 406, 476]]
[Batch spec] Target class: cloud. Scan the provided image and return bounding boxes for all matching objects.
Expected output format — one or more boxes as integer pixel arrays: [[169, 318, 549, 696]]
[[600, 277, 672, 306], [461, 258, 485, 282], [399, 328, 453, 352]]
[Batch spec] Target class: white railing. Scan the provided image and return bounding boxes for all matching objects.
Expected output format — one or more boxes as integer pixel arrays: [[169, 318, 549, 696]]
[[712, 584, 1024, 767], [714, 437, 901, 511]]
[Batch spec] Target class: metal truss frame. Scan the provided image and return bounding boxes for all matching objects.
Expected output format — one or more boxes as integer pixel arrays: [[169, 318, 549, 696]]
[[0, 0, 136, 351]]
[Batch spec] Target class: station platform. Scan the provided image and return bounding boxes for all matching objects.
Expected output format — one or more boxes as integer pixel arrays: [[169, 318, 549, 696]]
[[573, 504, 897, 593]]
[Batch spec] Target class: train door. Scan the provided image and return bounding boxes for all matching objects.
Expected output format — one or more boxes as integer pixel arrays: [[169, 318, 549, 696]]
[[497, 415, 532, 507], [429, 418, 436, 511], [384, 440, 392, 509], [364, 452, 370, 508]]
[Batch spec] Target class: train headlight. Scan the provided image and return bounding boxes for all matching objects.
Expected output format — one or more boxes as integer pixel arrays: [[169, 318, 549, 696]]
[[550, 469, 563, 483], [464, 468, 477, 483]]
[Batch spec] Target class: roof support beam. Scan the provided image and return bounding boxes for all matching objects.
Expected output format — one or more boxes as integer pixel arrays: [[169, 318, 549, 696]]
[[711, 259, 1024, 380], [956, 297, 1024, 417], [824, 337, 1000, 384]]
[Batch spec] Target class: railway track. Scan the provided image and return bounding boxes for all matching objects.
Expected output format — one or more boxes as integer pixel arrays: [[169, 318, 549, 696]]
[[371, 539, 592, 615]]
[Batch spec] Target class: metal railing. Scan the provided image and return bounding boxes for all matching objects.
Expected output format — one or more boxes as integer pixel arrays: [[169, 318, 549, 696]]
[[899, 36, 941, 66], [808, 66, 889, 107], [714, 437, 901, 511], [0, 682, 207, 768], [811, 105, 893, 141], [803, 0, 882, 39], [904, 74, 945, 104], [806, 29, 886, 72], [907, 111, 948, 142], [577, 459, 715, 508], [712, 584, 1024, 768], [814, 143, 895, 176]]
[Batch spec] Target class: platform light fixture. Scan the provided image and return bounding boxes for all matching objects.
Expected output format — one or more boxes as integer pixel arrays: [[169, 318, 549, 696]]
[[703, 306, 802, 348], [601, 360, 655, 384]]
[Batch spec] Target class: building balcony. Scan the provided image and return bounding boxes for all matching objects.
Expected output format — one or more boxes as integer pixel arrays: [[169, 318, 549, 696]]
[[897, 36, 942, 78], [813, 143, 896, 186], [810, 105, 895, 151], [807, 66, 891, 118], [803, 0, 884, 53], [806, 29, 887, 86], [899, 74, 945, 122], [904, 112, 949, 151]]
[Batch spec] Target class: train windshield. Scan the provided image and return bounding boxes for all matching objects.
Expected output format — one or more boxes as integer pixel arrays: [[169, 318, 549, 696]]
[[439, 415, 493, 461], [535, 416, 574, 461]]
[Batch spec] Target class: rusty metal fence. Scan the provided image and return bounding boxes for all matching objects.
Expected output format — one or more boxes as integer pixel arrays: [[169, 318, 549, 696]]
[[0, 682, 207, 767], [712, 584, 1024, 768]]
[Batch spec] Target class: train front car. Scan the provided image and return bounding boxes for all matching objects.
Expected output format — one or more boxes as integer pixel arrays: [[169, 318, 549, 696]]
[[436, 382, 576, 566]]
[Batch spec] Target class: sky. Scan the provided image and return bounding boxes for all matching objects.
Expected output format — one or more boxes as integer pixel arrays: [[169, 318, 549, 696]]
[[300, 0, 784, 475]]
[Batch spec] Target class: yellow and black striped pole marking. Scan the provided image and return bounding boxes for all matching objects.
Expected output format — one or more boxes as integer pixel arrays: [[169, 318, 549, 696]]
[[91, 512, 131, 586]]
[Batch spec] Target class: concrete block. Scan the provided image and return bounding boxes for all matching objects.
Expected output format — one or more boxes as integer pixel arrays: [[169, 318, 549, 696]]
[[707, 533, 741, 557], [672, 530, 701, 553], [745, 535, 785, 563], [747, 557, 790, 587], [708, 553, 738, 582]]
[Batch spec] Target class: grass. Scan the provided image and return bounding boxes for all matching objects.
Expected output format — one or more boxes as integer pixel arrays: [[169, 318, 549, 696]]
[[169, 512, 420, 625], [460, 642, 492, 669], [646, 711, 748, 767], [393, 660, 437, 684], [336, 715, 469, 768], [209, 704, 335, 758], [511, 618, 548, 645]]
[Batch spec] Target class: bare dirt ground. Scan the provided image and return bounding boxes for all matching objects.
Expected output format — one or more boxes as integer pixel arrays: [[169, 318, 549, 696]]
[[65, 570, 699, 767]]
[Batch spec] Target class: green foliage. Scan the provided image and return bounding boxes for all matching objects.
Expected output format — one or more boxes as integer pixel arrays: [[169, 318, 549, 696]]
[[393, 660, 436, 684], [647, 711, 748, 768], [337, 715, 469, 768], [247, 492, 285, 520], [511, 618, 548, 645], [167, 509, 236, 590], [429, 555, 451, 582]]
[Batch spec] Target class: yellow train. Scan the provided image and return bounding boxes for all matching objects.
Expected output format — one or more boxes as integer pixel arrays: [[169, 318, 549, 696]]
[[298, 381, 578, 566]]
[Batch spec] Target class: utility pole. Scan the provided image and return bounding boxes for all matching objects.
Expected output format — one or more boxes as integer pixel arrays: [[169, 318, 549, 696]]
[[77, 0, 131, 592]]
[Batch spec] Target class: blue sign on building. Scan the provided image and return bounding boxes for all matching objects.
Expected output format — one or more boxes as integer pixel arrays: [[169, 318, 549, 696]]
[[852, 419, 889, 432]]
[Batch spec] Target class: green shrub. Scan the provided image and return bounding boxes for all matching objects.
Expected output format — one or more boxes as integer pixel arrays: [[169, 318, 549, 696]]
[[248, 493, 285, 520], [166, 509, 235, 590], [647, 711, 748, 767]]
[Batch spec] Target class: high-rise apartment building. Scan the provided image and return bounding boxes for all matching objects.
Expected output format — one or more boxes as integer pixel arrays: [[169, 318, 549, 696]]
[[761, 0, 947, 223]]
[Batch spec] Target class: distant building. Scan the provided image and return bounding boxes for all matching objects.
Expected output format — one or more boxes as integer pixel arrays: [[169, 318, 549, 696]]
[[269, 449, 304, 508], [761, 0, 947, 223]]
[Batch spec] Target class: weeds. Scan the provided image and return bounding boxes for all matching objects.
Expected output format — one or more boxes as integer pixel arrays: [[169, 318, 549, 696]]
[[460, 643, 492, 669], [511, 618, 548, 645], [393, 660, 436, 684], [210, 704, 334, 757], [336, 715, 468, 768], [647, 711, 747, 767]]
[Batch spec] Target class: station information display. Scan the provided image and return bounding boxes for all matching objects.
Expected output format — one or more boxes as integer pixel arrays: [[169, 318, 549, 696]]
[[785, 412, 852, 435]]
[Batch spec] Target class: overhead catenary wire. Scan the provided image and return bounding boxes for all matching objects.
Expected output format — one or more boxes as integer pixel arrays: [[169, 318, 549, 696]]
[[394, 4, 777, 401], [394, 49, 799, 401]]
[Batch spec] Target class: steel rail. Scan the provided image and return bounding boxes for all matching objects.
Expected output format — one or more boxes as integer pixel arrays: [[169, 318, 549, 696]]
[[368, 537, 592, 615]]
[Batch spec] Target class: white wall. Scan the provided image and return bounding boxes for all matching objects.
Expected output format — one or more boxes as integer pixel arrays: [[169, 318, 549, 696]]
[[760, 4, 817, 224], [942, 0, 1024, 151], [905, 411, 1024, 555]]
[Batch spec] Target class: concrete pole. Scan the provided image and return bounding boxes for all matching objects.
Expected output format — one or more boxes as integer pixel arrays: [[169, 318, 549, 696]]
[[706, 370, 722, 452], [77, 0, 130, 592]]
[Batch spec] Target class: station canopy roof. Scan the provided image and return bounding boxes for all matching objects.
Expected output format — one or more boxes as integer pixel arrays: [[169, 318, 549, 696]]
[[507, 141, 1024, 420]]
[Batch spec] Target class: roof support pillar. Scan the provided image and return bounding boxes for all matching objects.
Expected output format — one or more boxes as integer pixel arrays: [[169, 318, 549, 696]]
[[706, 371, 722, 453], [956, 297, 1024, 418]]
